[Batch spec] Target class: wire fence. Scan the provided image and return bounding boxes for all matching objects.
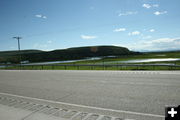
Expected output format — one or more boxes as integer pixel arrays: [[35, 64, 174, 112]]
[[1, 64, 180, 70]]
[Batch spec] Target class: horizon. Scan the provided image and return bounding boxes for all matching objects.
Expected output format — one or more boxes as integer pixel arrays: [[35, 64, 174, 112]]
[[0, 0, 180, 52], [0, 45, 180, 53]]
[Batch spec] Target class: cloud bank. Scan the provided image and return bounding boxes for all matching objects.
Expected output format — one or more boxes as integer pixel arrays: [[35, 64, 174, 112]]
[[122, 38, 180, 51]]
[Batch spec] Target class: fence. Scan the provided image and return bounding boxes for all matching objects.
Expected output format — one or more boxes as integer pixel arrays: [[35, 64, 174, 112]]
[[1, 64, 180, 70]]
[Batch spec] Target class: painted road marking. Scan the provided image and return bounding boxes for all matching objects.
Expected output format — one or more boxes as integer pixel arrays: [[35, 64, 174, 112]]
[[0, 92, 164, 118]]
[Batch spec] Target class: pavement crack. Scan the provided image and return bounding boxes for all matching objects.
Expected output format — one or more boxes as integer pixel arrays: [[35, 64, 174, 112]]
[[21, 106, 46, 120]]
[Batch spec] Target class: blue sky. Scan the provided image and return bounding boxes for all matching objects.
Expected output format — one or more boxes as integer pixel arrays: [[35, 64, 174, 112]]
[[0, 0, 180, 51]]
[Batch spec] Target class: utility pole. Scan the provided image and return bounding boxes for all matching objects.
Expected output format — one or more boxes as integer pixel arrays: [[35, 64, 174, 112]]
[[13, 37, 22, 66]]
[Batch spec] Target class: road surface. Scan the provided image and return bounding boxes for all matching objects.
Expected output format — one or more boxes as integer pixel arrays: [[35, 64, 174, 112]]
[[0, 70, 180, 119]]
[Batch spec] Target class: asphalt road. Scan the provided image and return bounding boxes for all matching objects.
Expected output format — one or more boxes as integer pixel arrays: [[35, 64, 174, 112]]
[[0, 70, 179, 117]]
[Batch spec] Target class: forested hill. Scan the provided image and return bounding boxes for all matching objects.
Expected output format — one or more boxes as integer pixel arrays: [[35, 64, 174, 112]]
[[0, 46, 140, 63]]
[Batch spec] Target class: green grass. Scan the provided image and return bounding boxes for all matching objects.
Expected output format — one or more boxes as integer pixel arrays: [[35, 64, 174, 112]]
[[53, 51, 180, 65], [2, 64, 180, 70], [55, 52, 180, 66], [1, 51, 180, 70]]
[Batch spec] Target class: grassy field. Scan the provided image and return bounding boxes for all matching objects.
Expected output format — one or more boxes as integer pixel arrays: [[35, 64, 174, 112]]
[[1, 51, 180, 70], [57, 51, 180, 65]]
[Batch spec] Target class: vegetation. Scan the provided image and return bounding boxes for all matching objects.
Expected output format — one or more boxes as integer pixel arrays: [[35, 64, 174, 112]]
[[0, 46, 139, 63], [1, 45, 180, 70], [57, 51, 180, 65], [0, 50, 43, 63], [2, 64, 180, 70]]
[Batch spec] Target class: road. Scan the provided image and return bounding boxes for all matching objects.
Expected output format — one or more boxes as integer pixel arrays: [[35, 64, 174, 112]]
[[0, 70, 180, 118]]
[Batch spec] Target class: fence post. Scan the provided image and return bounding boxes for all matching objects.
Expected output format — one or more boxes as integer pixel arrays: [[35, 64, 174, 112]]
[[91, 66, 93, 70], [77, 65, 79, 70]]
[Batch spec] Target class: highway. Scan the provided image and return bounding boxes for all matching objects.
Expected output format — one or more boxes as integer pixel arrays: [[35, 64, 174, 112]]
[[0, 70, 180, 119]]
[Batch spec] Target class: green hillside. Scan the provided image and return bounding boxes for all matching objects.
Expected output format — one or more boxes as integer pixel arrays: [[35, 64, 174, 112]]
[[0, 46, 139, 63], [0, 50, 43, 57]]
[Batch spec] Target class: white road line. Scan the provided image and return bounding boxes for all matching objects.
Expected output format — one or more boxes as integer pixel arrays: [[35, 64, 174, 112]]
[[0, 92, 164, 118]]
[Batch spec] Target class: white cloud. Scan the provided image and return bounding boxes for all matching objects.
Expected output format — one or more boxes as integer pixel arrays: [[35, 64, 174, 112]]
[[149, 38, 175, 43], [154, 11, 167, 15], [142, 4, 151, 9], [142, 4, 159, 9], [35, 14, 47, 19], [121, 37, 180, 51], [81, 35, 97, 40], [150, 29, 155, 32], [118, 11, 138, 16], [128, 31, 141, 36], [113, 28, 126, 32]]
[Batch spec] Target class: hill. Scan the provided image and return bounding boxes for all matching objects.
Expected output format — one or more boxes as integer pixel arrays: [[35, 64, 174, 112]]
[[0, 50, 43, 57], [0, 46, 139, 63]]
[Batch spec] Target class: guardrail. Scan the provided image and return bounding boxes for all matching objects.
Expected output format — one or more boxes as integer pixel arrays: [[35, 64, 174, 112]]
[[1, 64, 180, 70]]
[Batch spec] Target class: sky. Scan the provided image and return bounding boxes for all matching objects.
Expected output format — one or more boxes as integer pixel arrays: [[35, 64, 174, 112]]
[[0, 0, 180, 51]]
